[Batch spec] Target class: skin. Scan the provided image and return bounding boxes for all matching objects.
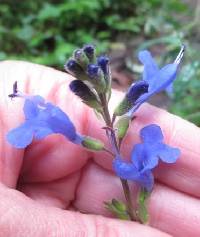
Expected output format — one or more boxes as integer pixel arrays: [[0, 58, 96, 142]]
[[0, 61, 200, 237]]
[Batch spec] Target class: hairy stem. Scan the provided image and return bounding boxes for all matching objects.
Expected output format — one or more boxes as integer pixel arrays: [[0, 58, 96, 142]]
[[99, 93, 136, 221]]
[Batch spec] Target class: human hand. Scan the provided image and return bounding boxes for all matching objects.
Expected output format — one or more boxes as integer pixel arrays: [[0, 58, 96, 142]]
[[0, 61, 200, 237]]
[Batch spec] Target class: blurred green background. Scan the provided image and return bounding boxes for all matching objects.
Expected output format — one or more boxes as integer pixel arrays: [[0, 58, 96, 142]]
[[0, 0, 200, 125]]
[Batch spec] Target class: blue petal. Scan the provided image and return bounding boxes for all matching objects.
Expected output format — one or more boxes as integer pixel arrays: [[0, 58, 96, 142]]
[[131, 143, 159, 171], [135, 64, 177, 105], [138, 50, 159, 82], [148, 64, 177, 93], [24, 96, 45, 120], [157, 143, 180, 163], [137, 170, 154, 192], [113, 158, 139, 180], [7, 123, 34, 148], [165, 83, 173, 95], [24, 99, 39, 120], [44, 103, 77, 141], [140, 124, 163, 144], [34, 126, 53, 139], [113, 158, 154, 191]]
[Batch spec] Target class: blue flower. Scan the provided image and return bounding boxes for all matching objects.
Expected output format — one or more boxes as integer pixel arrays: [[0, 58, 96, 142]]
[[113, 124, 180, 191], [7, 96, 83, 148], [127, 46, 185, 116]]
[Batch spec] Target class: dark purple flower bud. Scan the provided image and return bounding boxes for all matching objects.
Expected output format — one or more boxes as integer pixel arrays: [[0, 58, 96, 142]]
[[87, 64, 100, 78], [73, 49, 89, 68], [69, 80, 101, 109], [127, 80, 149, 103], [70, 80, 91, 97], [83, 44, 95, 61], [87, 64, 106, 93], [114, 80, 149, 116], [64, 59, 83, 75], [97, 56, 110, 75]]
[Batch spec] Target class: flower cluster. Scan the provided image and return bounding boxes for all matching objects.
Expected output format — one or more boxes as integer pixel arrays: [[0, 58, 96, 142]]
[[65, 44, 111, 99], [7, 44, 184, 223]]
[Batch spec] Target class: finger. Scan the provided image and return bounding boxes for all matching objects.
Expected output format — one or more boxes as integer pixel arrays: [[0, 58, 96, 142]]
[[0, 184, 170, 237], [88, 100, 200, 198], [74, 162, 200, 237], [18, 171, 81, 209]]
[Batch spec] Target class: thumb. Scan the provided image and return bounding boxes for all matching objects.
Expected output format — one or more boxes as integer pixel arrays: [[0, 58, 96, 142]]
[[0, 184, 170, 237]]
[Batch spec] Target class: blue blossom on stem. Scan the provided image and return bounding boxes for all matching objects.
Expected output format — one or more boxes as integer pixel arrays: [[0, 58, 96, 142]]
[[7, 95, 83, 148], [113, 124, 180, 191], [127, 45, 185, 116]]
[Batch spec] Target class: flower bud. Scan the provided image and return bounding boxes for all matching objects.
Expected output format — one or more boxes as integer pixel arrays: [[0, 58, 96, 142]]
[[69, 80, 101, 109], [83, 44, 95, 62], [115, 116, 130, 139], [73, 49, 89, 69], [87, 64, 106, 93], [97, 56, 110, 75], [104, 199, 129, 220], [64, 59, 88, 80], [114, 80, 149, 116], [111, 199, 127, 212], [82, 136, 104, 151]]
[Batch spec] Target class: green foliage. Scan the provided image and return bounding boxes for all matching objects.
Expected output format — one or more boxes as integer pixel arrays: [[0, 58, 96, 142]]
[[170, 61, 200, 126], [0, 0, 187, 68]]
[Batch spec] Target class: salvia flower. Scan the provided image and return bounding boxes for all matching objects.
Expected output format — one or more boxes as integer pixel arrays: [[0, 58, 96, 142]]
[[127, 45, 185, 116], [7, 95, 83, 148], [113, 124, 180, 191]]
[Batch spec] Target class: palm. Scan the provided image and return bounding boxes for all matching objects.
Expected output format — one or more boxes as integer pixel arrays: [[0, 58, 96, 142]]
[[0, 61, 200, 237]]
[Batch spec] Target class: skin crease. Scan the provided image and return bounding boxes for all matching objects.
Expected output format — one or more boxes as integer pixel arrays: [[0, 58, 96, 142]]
[[0, 61, 200, 237]]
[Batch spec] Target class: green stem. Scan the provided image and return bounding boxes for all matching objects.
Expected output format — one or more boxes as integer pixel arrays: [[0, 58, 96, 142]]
[[121, 179, 137, 221], [99, 93, 136, 221]]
